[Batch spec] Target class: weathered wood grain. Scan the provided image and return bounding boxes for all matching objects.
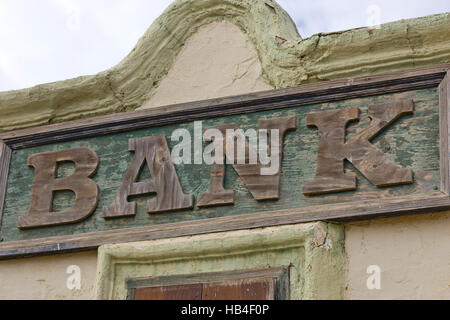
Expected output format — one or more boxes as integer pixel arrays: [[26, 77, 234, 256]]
[[0, 65, 448, 259], [439, 72, 450, 195], [18, 148, 99, 229], [1, 193, 449, 260], [0, 88, 442, 251], [0, 65, 448, 150], [197, 164, 235, 207], [131, 284, 202, 300], [202, 278, 276, 300], [0, 143, 11, 225], [127, 267, 288, 289], [303, 100, 414, 195], [127, 267, 289, 300], [198, 117, 296, 206], [102, 136, 193, 218]]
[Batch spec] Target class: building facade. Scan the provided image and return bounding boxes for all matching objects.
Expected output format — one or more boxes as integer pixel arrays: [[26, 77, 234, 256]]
[[0, 0, 449, 300]]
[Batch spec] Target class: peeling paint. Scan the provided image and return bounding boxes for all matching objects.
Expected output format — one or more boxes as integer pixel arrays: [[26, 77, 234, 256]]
[[1, 1, 449, 132]]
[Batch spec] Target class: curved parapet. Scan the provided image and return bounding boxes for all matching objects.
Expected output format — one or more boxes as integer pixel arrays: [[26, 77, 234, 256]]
[[0, 0, 449, 132]]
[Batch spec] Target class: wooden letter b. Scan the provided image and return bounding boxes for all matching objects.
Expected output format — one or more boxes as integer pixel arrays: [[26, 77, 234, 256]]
[[18, 148, 99, 229]]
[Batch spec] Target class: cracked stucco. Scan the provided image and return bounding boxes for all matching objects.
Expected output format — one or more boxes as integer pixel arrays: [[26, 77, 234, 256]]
[[345, 212, 450, 300], [139, 21, 272, 110], [94, 223, 346, 300], [0, 251, 97, 300], [0, 0, 449, 300], [0, 0, 450, 132]]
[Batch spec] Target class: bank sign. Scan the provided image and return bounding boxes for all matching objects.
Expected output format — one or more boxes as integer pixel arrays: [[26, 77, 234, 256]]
[[0, 66, 449, 258]]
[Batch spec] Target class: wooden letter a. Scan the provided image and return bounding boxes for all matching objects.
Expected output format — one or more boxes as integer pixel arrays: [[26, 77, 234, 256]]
[[103, 136, 193, 218]]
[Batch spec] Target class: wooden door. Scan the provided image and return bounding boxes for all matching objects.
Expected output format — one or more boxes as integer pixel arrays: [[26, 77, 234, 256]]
[[128, 267, 289, 300]]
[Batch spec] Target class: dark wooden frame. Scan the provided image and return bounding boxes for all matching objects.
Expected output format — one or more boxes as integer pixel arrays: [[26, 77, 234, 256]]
[[126, 267, 290, 300], [0, 65, 449, 259]]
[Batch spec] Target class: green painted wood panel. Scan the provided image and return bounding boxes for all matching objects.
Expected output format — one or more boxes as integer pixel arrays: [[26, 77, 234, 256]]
[[0, 88, 440, 242]]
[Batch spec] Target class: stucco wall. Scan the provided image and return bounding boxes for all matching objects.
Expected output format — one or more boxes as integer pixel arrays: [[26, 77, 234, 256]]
[[0, 251, 97, 300], [0, 21, 274, 300], [139, 22, 272, 109], [0, 4, 449, 299], [95, 223, 346, 300], [345, 212, 450, 300], [136, 20, 450, 301]]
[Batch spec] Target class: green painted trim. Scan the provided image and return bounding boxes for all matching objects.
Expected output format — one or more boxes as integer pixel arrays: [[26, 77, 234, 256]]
[[1, 0, 448, 300], [1, 0, 449, 132], [94, 222, 345, 300]]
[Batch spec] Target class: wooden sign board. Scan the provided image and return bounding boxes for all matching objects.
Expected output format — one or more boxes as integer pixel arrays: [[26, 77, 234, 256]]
[[0, 65, 449, 259]]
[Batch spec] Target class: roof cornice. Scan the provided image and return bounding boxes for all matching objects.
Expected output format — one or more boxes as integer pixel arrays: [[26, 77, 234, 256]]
[[0, 0, 449, 132]]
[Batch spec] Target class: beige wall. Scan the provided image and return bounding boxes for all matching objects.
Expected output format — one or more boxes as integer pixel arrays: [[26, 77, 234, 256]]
[[139, 22, 272, 110], [1, 21, 449, 300], [345, 212, 450, 300], [139, 22, 450, 300], [0, 21, 272, 301], [0, 251, 97, 300]]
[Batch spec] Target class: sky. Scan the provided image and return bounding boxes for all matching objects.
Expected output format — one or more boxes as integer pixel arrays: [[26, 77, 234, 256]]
[[0, 0, 449, 92]]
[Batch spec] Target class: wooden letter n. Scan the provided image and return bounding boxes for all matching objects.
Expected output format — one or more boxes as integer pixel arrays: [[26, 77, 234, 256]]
[[197, 116, 296, 207]]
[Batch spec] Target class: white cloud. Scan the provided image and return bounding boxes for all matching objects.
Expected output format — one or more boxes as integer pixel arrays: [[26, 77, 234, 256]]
[[0, 0, 449, 92], [277, 0, 450, 37]]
